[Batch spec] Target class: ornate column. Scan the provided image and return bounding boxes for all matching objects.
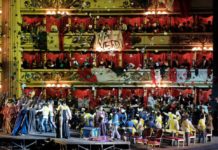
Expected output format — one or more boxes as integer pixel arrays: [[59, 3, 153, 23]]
[[2, 0, 22, 97], [2, 0, 11, 95]]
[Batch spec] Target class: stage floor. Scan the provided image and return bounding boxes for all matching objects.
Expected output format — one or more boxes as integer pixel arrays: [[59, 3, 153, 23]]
[[0, 132, 130, 150]]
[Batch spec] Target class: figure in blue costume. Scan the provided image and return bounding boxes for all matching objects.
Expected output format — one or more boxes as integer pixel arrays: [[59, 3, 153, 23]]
[[119, 108, 127, 128], [12, 105, 29, 136], [111, 109, 120, 139], [125, 118, 136, 135]]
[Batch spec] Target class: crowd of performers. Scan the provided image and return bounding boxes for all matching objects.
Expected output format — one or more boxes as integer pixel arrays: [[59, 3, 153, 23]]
[[0, 91, 218, 146]]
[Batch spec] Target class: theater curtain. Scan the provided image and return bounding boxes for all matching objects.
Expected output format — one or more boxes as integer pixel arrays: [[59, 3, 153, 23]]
[[121, 88, 144, 98], [171, 89, 193, 97], [72, 52, 92, 65], [97, 17, 118, 27], [22, 16, 44, 24], [46, 88, 68, 98], [199, 89, 212, 102], [23, 88, 42, 97], [96, 88, 118, 97], [71, 17, 92, 27], [46, 16, 60, 32], [96, 52, 119, 67], [172, 52, 194, 67], [171, 16, 193, 25], [23, 53, 42, 63], [123, 17, 142, 26], [46, 53, 65, 61], [77, 69, 97, 82], [199, 15, 213, 23], [196, 52, 213, 60], [147, 52, 167, 62], [72, 89, 93, 99], [173, 0, 190, 16], [122, 53, 143, 68]]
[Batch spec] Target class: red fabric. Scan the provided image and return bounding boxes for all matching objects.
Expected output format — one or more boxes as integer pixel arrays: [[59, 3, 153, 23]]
[[97, 17, 118, 27], [23, 88, 42, 97], [122, 53, 143, 68], [23, 16, 43, 24], [97, 52, 119, 67], [122, 32, 132, 49], [169, 68, 177, 82], [151, 69, 156, 84], [196, 52, 213, 60], [97, 88, 118, 97], [46, 88, 68, 98], [171, 16, 193, 25], [123, 17, 142, 26], [71, 17, 91, 28], [121, 88, 144, 98], [72, 53, 92, 65], [172, 52, 193, 67], [59, 16, 68, 51], [199, 89, 212, 103], [78, 69, 97, 82], [46, 16, 61, 32], [171, 89, 193, 97], [46, 53, 65, 61], [72, 89, 93, 99], [147, 52, 167, 62], [199, 16, 213, 23], [23, 53, 36, 63]]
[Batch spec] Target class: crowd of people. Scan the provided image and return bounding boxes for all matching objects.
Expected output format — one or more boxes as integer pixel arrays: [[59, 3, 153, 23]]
[[21, 16, 213, 34], [21, 54, 213, 71], [0, 91, 217, 146]]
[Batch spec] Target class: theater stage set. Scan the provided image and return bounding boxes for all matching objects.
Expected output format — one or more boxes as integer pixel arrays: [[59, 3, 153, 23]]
[[0, 0, 216, 150]]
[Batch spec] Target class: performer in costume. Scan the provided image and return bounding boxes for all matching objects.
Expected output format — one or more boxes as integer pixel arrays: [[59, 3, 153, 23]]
[[181, 115, 196, 146], [111, 109, 120, 139], [155, 112, 163, 129], [48, 100, 56, 132], [36, 103, 50, 133], [95, 106, 107, 136], [12, 102, 29, 136], [62, 101, 72, 139]]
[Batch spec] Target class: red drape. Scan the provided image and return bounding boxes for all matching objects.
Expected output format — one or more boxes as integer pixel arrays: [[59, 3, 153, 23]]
[[122, 53, 143, 68], [71, 17, 91, 28], [172, 52, 194, 67], [24, 88, 42, 96], [199, 15, 213, 23], [171, 89, 193, 97], [121, 88, 144, 98], [147, 52, 167, 62], [23, 16, 44, 24], [97, 17, 118, 27], [46, 88, 68, 98], [173, 0, 190, 16], [97, 88, 118, 97], [123, 17, 142, 26], [196, 52, 213, 60], [72, 53, 92, 65], [97, 52, 119, 67], [171, 16, 193, 25], [46, 53, 65, 61], [77, 69, 97, 82], [46, 16, 61, 32], [23, 53, 41, 63], [72, 89, 93, 99]]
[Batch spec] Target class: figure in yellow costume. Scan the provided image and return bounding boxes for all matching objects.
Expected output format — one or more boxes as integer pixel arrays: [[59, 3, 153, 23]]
[[155, 112, 163, 129], [197, 114, 206, 143], [181, 115, 195, 146], [137, 118, 144, 136], [164, 112, 179, 131]]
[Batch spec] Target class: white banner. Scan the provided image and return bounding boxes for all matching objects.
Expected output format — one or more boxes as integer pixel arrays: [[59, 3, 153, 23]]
[[94, 30, 123, 51], [189, 69, 208, 82], [176, 69, 187, 83], [154, 69, 162, 83]]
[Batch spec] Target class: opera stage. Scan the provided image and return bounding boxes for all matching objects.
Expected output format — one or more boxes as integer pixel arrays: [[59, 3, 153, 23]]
[[0, 132, 130, 150]]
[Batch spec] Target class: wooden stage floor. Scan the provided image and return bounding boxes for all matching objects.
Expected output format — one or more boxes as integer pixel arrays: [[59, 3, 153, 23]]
[[0, 132, 130, 150]]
